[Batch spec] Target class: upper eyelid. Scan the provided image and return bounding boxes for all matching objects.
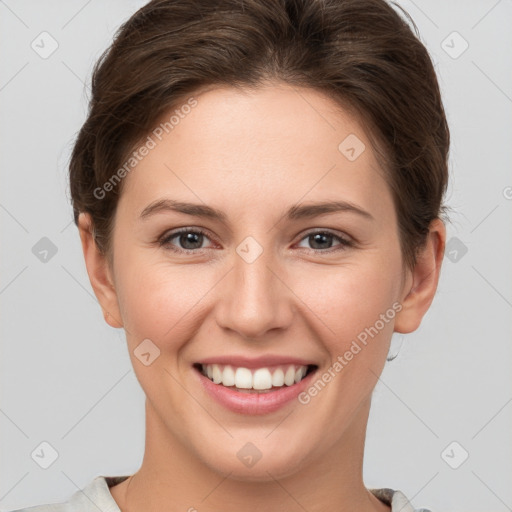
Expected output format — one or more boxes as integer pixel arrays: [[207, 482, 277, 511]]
[[160, 227, 219, 246], [295, 230, 353, 249]]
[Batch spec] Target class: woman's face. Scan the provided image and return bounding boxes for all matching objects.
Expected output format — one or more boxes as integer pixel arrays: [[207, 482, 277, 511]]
[[83, 83, 436, 481]]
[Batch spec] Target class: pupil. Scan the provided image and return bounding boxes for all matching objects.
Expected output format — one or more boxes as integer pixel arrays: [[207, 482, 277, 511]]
[[310, 233, 331, 249], [181, 232, 202, 249]]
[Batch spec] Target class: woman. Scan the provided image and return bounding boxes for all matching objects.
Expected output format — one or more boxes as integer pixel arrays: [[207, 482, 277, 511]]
[[12, 0, 448, 510]]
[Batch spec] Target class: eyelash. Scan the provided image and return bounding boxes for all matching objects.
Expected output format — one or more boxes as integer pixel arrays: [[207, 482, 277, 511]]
[[158, 227, 354, 254]]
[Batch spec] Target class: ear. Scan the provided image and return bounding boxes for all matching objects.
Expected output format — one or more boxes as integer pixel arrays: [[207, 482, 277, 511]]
[[394, 218, 446, 333], [78, 212, 123, 328]]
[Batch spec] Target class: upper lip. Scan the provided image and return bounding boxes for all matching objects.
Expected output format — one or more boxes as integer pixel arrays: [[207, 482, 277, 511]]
[[195, 355, 317, 369]]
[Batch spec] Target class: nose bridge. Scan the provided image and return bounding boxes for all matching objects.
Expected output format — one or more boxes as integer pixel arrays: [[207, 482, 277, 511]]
[[215, 236, 293, 339]]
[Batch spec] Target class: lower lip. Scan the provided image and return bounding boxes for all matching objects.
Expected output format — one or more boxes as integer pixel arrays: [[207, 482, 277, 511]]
[[195, 368, 316, 415]]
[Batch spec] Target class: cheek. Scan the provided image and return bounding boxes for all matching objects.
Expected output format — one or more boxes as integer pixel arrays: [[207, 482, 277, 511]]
[[114, 252, 216, 346], [292, 260, 400, 356]]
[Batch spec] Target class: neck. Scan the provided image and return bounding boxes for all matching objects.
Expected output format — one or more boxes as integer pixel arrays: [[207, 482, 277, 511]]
[[112, 398, 390, 512]]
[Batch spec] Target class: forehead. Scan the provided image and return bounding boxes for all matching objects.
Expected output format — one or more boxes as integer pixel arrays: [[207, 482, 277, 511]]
[[118, 83, 394, 224]]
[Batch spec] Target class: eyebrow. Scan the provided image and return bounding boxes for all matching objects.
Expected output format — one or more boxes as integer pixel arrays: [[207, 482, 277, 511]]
[[139, 198, 374, 223], [287, 200, 374, 221]]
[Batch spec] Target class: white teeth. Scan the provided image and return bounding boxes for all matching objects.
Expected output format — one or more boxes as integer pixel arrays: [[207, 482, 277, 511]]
[[212, 365, 222, 384], [222, 365, 235, 387], [234, 367, 253, 389], [200, 363, 311, 390], [271, 368, 285, 387], [253, 368, 272, 390], [284, 366, 296, 386]]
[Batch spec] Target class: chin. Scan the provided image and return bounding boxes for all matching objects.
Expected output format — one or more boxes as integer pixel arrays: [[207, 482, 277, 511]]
[[197, 441, 309, 482]]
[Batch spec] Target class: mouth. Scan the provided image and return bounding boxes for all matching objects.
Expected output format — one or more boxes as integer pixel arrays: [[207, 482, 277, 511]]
[[194, 363, 317, 393], [192, 359, 318, 414]]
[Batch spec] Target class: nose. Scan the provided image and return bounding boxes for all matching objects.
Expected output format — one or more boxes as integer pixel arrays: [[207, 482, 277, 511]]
[[214, 243, 295, 340]]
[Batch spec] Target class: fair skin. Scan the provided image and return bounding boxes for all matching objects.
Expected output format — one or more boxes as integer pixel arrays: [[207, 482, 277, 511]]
[[79, 82, 445, 512]]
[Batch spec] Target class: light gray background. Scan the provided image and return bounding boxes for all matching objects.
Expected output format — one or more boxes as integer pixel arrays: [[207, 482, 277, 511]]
[[1, 1, 511, 511]]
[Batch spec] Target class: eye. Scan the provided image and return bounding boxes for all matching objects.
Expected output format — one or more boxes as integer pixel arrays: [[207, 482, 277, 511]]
[[296, 230, 353, 252], [158, 227, 354, 255], [158, 228, 215, 253]]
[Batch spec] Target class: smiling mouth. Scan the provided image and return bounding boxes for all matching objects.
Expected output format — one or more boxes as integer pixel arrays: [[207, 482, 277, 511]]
[[193, 363, 318, 393]]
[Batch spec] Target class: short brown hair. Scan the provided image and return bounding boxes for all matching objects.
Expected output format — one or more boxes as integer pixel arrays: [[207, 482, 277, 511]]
[[69, 0, 450, 270]]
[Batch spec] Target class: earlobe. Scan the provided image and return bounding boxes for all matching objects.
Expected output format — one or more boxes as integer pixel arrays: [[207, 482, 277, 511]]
[[78, 212, 123, 329], [394, 218, 446, 334]]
